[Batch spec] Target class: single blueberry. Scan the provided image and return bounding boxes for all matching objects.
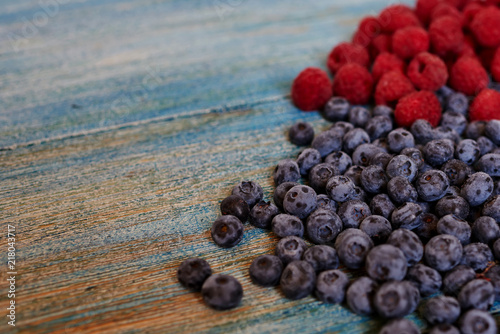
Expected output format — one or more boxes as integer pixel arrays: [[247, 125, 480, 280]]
[[401, 147, 425, 169], [346, 276, 378, 316], [315, 194, 338, 213], [232, 180, 263, 208], [343, 165, 364, 186], [289, 121, 314, 146], [386, 155, 418, 182], [280, 261, 316, 300], [482, 195, 500, 222], [283, 185, 317, 219], [324, 151, 352, 174], [296, 148, 322, 176], [309, 163, 339, 193], [211, 215, 244, 248], [387, 128, 415, 153], [477, 136, 497, 156], [458, 279, 495, 311], [436, 214, 471, 245], [458, 309, 497, 334], [476, 153, 500, 177], [177, 258, 212, 291], [348, 106, 371, 128], [201, 274, 243, 310], [472, 216, 500, 245], [406, 263, 441, 296], [315, 269, 349, 304], [271, 214, 304, 238], [460, 172, 494, 207], [360, 165, 388, 193], [441, 159, 473, 187], [306, 209, 343, 244], [446, 92, 468, 115], [249, 255, 283, 287], [460, 242, 494, 272], [365, 244, 407, 282], [465, 121, 486, 140], [425, 234, 463, 272], [220, 195, 250, 223], [435, 195, 470, 219], [416, 169, 450, 202], [414, 213, 439, 242], [455, 139, 480, 165], [369, 152, 394, 170], [485, 120, 500, 145], [411, 119, 435, 145], [374, 280, 419, 318], [329, 121, 354, 137], [365, 115, 393, 141], [343, 128, 370, 154], [387, 176, 418, 205], [386, 229, 423, 266], [338, 200, 371, 229], [273, 159, 300, 185], [391, 202, 423, 230], [360, 215, 393, 244], [273, 181, 299, 209], [423, 295, 461, 325], [302, 245, 339, 272], [275, 236, 307, 265], [370, 194, 396, 220], [334, 228, 374, 269], [312, 129, 343, 157], [326, 175, 357, 203], [424, 139, 455, 167], [441, 111, 467, 135], [352, 143, 382, 166], [249, 201, 279, 229], [442, 264, 476, 296], [322, 97, 350, 122]]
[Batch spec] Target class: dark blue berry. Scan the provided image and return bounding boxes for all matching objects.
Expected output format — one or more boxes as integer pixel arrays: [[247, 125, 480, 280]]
[[249, 255, 283, 287], [446, 92, 468, 114], [338, 200, 371, 229], [401, 147, 425, 170], [458, 309, 497, 334], [302, 245, 339, 272], [387, 176, 418, 205], [476, 153, 500, 177], [365, 115, 393, 141], [373, 105, 394, 119], [316, 194, 337, 213], [329, 121, 354, 137], [296, 148, 321, 176], [271, 214, 304, 238], [352, 143, 383, 166], [309, 163, 338, 193], [472, 216, 500, 245], [334, 228, 374, 269], [273, 181, 299, 209], [312, 129, 343, 157], [343, 128, 370, 154], [386, 155, 418, 182], [232, 181, 263, 208], [348, 106, 371, 128], [201, 274, 243, 310], [483, 195, 500, 222], [406, 263, 441, 296], [425, 234, 463, 272], [177, 258, 212, 291], [424, 139, 455, 167], [343, 165, 364, 186], [435, 195, 470, 219], [379, 319, 420, 334], [441, 111, 467, 135], [461, 242, 494, 272], [372, 137, 390, 151], [280, 260, 316, 300], [387, 128, 415, 153], [211, 215, 244, 248], [441, 159, 473, 187], [444, 186, 461, 197], [249, 201, 279, 229], [306, 209, 342, 244], [416, 169, 450, 202], [437, 214, 471, 245], [460, 172, 494, 207], [322, 97, 350, 122], [346, 276, 378, 316], [429, 324, 460, 334], [386, 229, 423, 266], [325, 151, 352, 175], [326, 175, 357, 203], [414, 213, 439, 241], [477, 136, 497, 155], [423, 296, 460, 325], [465, 121, 486, 140], [411, 119, 435, 145], [432, 126, 460, 143], [351, 185, 367, 202], [360, 165, 388, 193], [485, 119, 500, 145], [360, 215, 393, 244], [370, 194, 396, 219], [369, 152, 394, 169], [274, 159, 300, 185], [455, 139, 480, 165], [315, 269, 349, 304], [220, 195, 250, 223], [458, 279, 494, 311], [275, 236, 307, 265], [283, 185, 317, 219], [289, 121, 315, 146], [391, 202, 423, 230], [374, 280, 419, 318], [442, 264, 476, 296], [365, 244, 407, 281]]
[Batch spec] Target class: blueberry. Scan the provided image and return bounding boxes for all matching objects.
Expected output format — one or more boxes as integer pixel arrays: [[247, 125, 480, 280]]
[[374, 280, 419, 318], [249, 255, 283, 287], [315, 194, 337, 213], [360, 215, 393, 244], [437, 85, 455, 102], [458, 309, 497, 334], [476, 153, 500, 177], [249, 201, 279, 229], [296, 148, 321, 176], [365, 244, 407, 281], [386, 155, 418, 182], [326, 175, 357, 203], [372, 137, 390, 152], [370, 194, 396, 219], [373, 105, 394, 120], [211, 215, 244, 248], [441, 111, 467, 135], [302, 245, 339, 272], [424, 139, 455, 167], [343, 128, 370, 154], [348, 106, 371, 128], [411, 119, 435, 145], [483, 195, 500, 222], [322, 97, 350, 122], [460, 242, 494, 272], [379, 319, 420, 334], [425, 234, 463, 272], [343, 165, 364, 186], [387, 128, 415, 153], [334, 228, 374, 269], [493, 239, 500, 260], [435, 196, 470, 219], [455, 139, 480, 165], [177, 258, 212, 291], [472, 216, 500, 245], [477, 136, 497, 155], [274, 159, 300, 185], [201, 274, 243, 310], [351, 185, 367, 202], [329, 121, 354, 137], [441, 159, 473, 187], [437, 214, 471, 245], [346, 276, 378, 316], [391, 202, 423, 230], [429, 324, 460, 334], [306, 209, 343, 244], [460, 172, 494, 206], [365, 115, 393, 141], [423, 296, 461, 325], [432, 126, 460, 143], [465, 121, 486, 140], [386, 229, 423, 266], [315, 269, 349, 304], [324, 151, 352, 174], [484, 265, 500, 301], [220, 195, 250, 223], [352, 143, 382, 166], [289, 121, 315, 146], [442, 264, 476, 296], [283, 185, 317, 219], [338, 200, 371, 229], [271, 214, 304, 238], [309, 163, 339, 193], [360, 165, 388, 193], [414, 213, 439, 241], [273, 181, 299, 209], [446, 92, 468, 114], [232, 180, 263, 208], [406, 263, 442, 296], [485, 119, 500, 145], [387, 176, 418, 205], [370, 152, 394, 169], [458, 279, 495, 311], [401, 147, 425, 169], [312, 129, 343, 157], [280, 261, 316, 300], [416, 169, 450, 202], [275, 236, 307, 264]]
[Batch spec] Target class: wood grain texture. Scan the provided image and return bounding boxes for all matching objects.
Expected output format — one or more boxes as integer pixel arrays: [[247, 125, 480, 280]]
[[1, 0, 499, 333]]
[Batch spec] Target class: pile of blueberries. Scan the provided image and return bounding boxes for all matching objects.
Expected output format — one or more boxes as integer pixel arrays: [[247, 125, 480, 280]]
[[177, 88, 500, 334]]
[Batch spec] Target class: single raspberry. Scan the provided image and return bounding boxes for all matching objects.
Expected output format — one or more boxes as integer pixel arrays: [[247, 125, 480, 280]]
[[449, 56, 489, 95], [394, 91, 442, 127], [463, 2, 483, 29], [471, 6, 500, 48], [429, 15, 464, 56], [492, 47, 500, 82], [430, 3, 464, 25], [469, 89, 500, 121], [332, 63, 373, 105], [291, 67, 332, 111], [392, 27, 430, 60], [375, 70, 415, 107], [369, 34, 392, 59], [407, 52, 449, 91], [352, 16, 382, 47], [379, 5, 421, 33], [327, 42, 370, 75], [372, 52, 406, 82]]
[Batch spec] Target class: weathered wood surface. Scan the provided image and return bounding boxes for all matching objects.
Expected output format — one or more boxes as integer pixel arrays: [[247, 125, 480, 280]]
[[0, 0, 498, 333]]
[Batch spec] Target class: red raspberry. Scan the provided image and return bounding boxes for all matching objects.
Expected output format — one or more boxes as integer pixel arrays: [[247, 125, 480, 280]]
[[379, 5, 421, 33], [375, 70, 415, 107], [407, 52, 449, 91], [352, 16, 382, 47], [491, 47, 500, 82], [416, 0, 440, 25], [463, 2, 483, 29], [470, 6, 500, 48], [392, 27, 430, 60], [469, 89, 500, 121], [429, 16, 464, 56], [372, 52, 406, 82], [369, 34, 392, 59], [327, 42, 370, 75], [332, 63, 373, 105], [394, 91, 442, 127], [430, 3, 464, 24], [291, 67, 332, 111], [449, 56, 489, 95]]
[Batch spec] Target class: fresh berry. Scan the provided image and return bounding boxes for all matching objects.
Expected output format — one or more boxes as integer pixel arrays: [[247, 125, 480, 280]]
[[275, 236, 307, 265], [311, 129, 343, 157], [386, 154, 418, 182], [374, 280, 420, 318], [344, 165, 364, 186], [425, 234, 463, 272], [232, 181, 263, 208], [273, 159, 300, 185], [446, 92, 469, 115], [375, 71, 415, 107], [177, 258, 212, 291], [315, 194, 337, 213], [348, 106, 371, 128], [423, 295, 461, 325], [365, 244, 407, 281], [401, 147, 425, 169], [430, 324, 460, 334], [391, 202, 424, 230], [322, 97, 350, 122], [379, 5, 420, 33], [411, 119, 435, 144], [334, 228, 374, 269], [371, 52, 406, 83], [458, 279, 495, 311], [220, 195, 250, 223], [483, 195, 500, 222], [455, 139, 480, 165], [441, 159, 472, 187], [461, 242, 494, 272], [315, 269, 349, 304], [442, 264, 476, 296], [272, 214, 304, 238], [395, 91, 442, 128], [423, 139, 454, 167], [201, 274, 243, 310], [296, 148, 321, 176], [360, 215, 393, 244], [437, 214, 471, 244], [472, 216, 500, 245], [485, 120, 500, 145], [306, 209, 343, 244], [280, 261, 316, 300], [327, 42, 370, 74], [324, 151, 352, 174], [449, 56, 489, 96], [249, 201, 279, 229], [370, 194, 396, 219], [430, 3, 464, 23], [346, 276, 378, 316], [338, 200, 371, 229], [309, 163, 338, 193], [477, 136, 497, 155], [416, 169, 450, 202], [369, 34, 393, 59], [326, 175, 357, 203], [406, 263, 442, 296], [249, 255, 283, 287], [428, 16, 464, 57], [211, 215, 244, 248], [332, 63, 374, 105], [329, 121, 354, 136], [387, 229, 424, 266], [387, 128, 415, 154], [369, 152, 393, 169], [458, 309, 497, 334], [415, 0, 439, 25], [342, 128, 370, 154], [470, 6, 500, 48], [393, 27, 430, 60], [469, 89, 500, 121], [352, 16, 381, 46], [360, 165, 388, 194], [379, 319, 420, 334], [273, 182, 299, 209], [365, 115, 393, 141], [289, 121, 315, 146], [460, 172, 494, 207], [387, 176, 418, 205], [435, 195, 469, 219], [302, 245, 339, 272], [283, 185, 317, 219], [441, 111, 467, 135], [291, 67, 332, 111]]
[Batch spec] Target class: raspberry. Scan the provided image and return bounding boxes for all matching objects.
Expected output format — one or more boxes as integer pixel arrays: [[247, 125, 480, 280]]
[[327, 42, 370, 75], [291, 67, 332, 111], [369, 34, 392, 59], [379, 5, 421, 34], [457, 35, 477, 58], [407, 52, 448, 91], [463, 2, 483, 29], [469, 89, 500, 121], [430, 3, 464, 24], [392, 27, 430, 60], [395, 91, 442, 127], [375, 71, 415, 107], [470, 6, 500, 48], [332, 63, 373, 105], [352, 16, 382, 47], [429, 16, 464, 56], [449, 56, 489, 96], [416, 0, 440, 25], [492, 47, 500, 82], [372, 52, 406, 82]]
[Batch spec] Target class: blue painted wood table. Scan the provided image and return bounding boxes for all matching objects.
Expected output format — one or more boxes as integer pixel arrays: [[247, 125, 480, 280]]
[[1, 0, 499, 333]]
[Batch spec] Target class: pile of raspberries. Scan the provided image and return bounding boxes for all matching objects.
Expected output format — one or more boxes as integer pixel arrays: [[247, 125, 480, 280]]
[[291, 0, 500, 124]]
